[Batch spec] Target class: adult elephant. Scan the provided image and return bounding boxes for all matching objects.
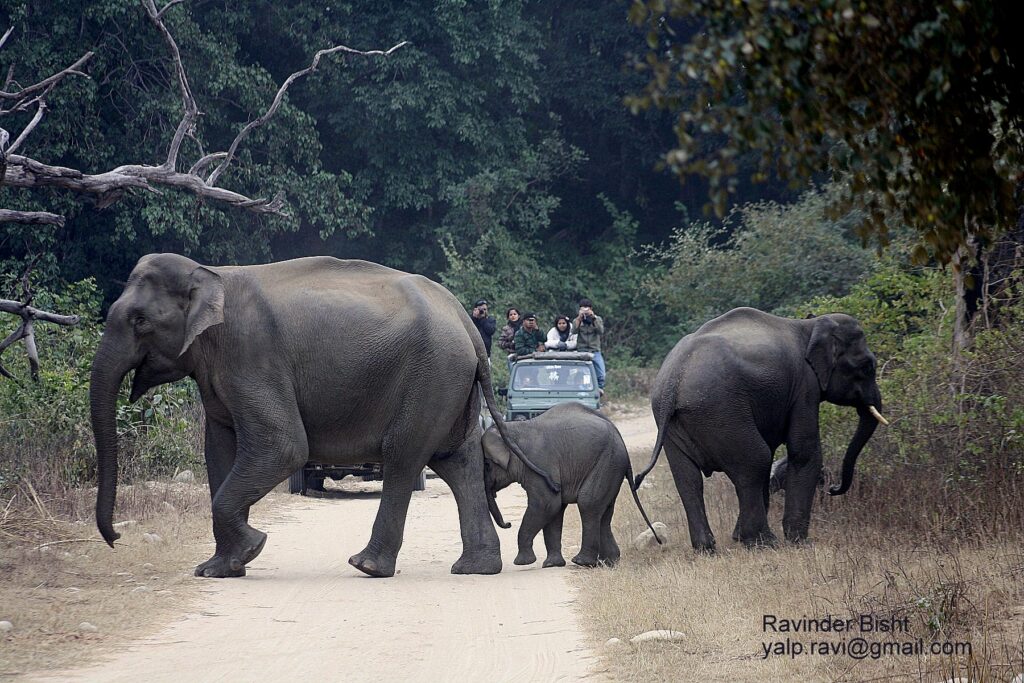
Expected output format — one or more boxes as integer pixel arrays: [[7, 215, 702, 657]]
[[90, 253, 556, 578], [634, 307, 887, 551]]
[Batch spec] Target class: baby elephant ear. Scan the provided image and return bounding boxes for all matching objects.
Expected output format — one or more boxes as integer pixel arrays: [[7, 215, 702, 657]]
[[179, 266, 224, 356], [481, 429, 512, 470], [805, 316, 839, 393]]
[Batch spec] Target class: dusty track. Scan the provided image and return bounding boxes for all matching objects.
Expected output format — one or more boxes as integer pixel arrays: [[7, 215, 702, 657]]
[[24, 419, 663, 683]]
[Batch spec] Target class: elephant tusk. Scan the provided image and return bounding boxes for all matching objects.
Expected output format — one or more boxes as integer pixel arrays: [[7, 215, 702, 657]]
[[868, 405, 889, 426]]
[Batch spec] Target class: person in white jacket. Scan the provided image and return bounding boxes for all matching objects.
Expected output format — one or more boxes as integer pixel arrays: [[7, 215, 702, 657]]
[[544, 315, 577, 351]]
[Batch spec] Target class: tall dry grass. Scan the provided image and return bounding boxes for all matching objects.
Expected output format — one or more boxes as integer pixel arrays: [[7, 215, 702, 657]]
[[572, 415, 1024, 682]]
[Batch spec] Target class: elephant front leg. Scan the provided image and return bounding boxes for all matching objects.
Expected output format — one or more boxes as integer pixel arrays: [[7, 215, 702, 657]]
[[196, 412, 307, 578], [783, 412, 823, 543], [428, 437, 502, 575], [733, 476, 777, 548], [515, 502, 548, 566], [541, 506, 567, 568]]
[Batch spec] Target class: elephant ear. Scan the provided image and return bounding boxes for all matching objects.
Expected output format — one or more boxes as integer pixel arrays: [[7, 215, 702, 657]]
[[179, 266, 225, 356], [805, 316, 839, 393], [481, 429, 512, 471]]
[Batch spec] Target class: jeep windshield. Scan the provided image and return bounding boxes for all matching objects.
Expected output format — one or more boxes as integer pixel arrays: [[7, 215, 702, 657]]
[[511, 363, 595, 391]]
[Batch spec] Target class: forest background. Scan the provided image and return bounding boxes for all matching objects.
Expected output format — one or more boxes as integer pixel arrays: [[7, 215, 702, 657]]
[[0, 0, 1022, 550]]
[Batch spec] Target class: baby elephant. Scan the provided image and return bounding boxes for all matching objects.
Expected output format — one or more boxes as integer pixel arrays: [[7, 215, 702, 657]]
[[482, 402, 661, 568]]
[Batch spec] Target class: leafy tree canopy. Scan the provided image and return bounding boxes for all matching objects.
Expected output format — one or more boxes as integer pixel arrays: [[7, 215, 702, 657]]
[[628, 0, 1024, 264]]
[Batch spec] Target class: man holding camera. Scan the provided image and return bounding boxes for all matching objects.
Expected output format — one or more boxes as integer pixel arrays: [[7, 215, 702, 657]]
[[470, 299, 497, 355], [573, 298, 605, 393]]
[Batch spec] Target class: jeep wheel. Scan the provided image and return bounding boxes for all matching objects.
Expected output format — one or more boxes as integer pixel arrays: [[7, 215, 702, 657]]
[[288, 468, 305, 495]]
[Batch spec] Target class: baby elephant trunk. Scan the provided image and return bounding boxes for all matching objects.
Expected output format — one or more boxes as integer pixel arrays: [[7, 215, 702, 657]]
[[487, 490, 512, 529]]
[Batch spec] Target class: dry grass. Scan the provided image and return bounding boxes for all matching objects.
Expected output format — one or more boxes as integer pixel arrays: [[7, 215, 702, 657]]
[[571, 419, 1024, 683], [0, 479, 218, 679]]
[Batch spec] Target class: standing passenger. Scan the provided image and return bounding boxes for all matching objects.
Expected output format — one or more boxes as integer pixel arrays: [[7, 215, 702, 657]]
[[470, 299, 497, 355], [497, 307, 522, 354], [573, 298, 605, 393]]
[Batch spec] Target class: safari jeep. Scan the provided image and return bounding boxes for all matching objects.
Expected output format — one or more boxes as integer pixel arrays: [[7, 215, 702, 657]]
[[500, 351, 601, 421]]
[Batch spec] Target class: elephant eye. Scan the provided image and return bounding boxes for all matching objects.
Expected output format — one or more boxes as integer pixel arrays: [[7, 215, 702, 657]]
[[133, 316, 152, 334]]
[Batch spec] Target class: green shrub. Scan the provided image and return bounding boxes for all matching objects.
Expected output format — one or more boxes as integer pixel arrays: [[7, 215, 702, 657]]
[[0, 279, 203, 495]]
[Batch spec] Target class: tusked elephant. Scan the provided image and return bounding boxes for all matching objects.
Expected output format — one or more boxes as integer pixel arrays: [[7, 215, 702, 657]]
[[482, 402, 661, 568], [90, 253, 557, 578], [634, 307, 887, 551]]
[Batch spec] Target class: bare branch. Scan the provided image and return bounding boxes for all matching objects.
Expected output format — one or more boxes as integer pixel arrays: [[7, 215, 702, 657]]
[[140, 0, 197, 171], [0, 4, 405, 221], [0, 208, 66, 226], [6, 99, 46, 154], [187, 151, 226, 175], [207, 40, 409, 186], [0, 27, 13, 52], [0, 266, 82, 383], [0, 51, 93, 108]]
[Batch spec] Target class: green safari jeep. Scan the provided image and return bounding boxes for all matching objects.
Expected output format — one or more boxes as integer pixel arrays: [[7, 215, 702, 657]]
[[500, 351, 600, 421]]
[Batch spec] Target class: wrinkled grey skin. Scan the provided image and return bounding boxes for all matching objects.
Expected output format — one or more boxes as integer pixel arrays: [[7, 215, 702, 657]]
[[482, 403, 661, 568], [90, 253, 554, 579], [635, 308, 883, 551]]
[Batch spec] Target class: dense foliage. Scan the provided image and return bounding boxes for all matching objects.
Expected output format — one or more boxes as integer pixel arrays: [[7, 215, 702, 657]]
[[628, 0, 1024, 263]]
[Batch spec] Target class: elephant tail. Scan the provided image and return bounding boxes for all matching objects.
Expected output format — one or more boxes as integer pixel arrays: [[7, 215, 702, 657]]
[[467, 320, 560, 493], [632, 426, 665, 490], [625, 456, 662, 545]]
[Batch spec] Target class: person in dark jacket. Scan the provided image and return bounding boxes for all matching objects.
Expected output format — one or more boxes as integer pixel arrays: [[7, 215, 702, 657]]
[[497, 307, 522, 353], [470, 299, 497, 354], [513, 312, 547, 357]]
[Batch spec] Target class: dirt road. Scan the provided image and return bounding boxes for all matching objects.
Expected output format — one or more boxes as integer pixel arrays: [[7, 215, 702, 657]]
[[28, 413, 656, 683]]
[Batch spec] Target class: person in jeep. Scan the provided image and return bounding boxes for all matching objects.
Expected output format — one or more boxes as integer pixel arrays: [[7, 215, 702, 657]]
[[544, 315, 577, 351], [514, 312, 547, 357], [573, 298, 605, 392]]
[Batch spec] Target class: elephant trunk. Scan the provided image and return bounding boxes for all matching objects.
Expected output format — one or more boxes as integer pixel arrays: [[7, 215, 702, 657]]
[[90, 336, 132, 547], [828, 404, 879, 496], [487, 490, 511, 529]]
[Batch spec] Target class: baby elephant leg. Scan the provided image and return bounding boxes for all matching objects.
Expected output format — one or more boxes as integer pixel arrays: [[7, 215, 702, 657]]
[[515, 501, 548, 565], [542, 505, 567, 568], [597, 502, 620, 567], [572, 502, 603, 567]]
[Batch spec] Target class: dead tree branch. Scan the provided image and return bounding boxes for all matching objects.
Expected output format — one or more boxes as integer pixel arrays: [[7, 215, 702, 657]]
[[0, 265, 81, 382], [0, 5, 407, 225]]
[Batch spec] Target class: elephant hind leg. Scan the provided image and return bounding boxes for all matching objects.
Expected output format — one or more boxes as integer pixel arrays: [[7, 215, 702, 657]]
[[664, 440, 716, 553], [541, 506, 567, 568], [572, 502, 603, 567], [597, 502, 620, 567], [428, 436, 502, 575]]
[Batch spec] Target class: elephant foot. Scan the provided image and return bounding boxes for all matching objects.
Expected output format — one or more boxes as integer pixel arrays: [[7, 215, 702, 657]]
[[195, 554, 247, 578], [451, 548, 502, 575], [542, 554, 566, 568], [783, 526, 810, 544], [571, 551, 599, 568], [348, 549, 397, 578], [194, 529, 267, 578], [513, 549, 537, 566], [597, 553, 620, 567], [692, 541, 716, 555], [740, 531, 778, 549]]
